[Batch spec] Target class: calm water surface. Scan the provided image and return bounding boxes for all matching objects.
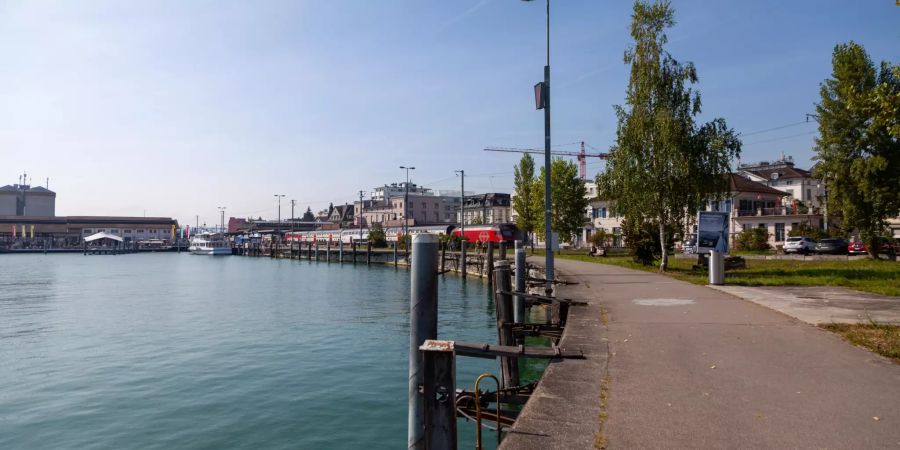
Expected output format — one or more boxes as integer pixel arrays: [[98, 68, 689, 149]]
[[0, 254, 502, 449]]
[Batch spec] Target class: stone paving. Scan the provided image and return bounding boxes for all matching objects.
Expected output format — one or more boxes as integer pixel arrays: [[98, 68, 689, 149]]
[[502, 257, 900, 449], [709, 285, 900, 325]]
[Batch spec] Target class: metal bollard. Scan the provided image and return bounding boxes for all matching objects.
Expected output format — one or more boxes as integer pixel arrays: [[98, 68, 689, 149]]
[[709, 250, 725, 285], [408, 234, 439, 450], [514, 240, 526, 324]]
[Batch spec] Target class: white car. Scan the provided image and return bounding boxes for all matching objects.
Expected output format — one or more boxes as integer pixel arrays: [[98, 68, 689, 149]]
[[784, 236, 816, 254]]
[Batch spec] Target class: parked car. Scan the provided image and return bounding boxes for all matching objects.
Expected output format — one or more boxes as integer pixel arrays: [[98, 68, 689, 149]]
[[682, 234, 697, 254], [848, 240, 867, 255], [814, 238, 847, 255], [784, 236, 816, 254], [848, 237, 896, 256]]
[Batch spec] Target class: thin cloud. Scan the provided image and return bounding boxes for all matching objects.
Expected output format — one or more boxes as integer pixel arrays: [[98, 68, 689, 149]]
[[433, 0, 491, 37]]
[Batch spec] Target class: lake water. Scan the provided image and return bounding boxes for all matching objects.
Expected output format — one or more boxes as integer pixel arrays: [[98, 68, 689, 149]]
[[0, 253, 506, 449]]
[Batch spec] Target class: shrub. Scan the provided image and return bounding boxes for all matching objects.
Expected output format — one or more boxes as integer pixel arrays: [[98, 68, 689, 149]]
[[368, 223, 387, 248], [734, 228, 770, 251]]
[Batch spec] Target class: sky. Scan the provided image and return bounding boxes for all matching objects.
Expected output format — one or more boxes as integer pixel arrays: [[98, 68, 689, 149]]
[[0, 0, 897, 227]]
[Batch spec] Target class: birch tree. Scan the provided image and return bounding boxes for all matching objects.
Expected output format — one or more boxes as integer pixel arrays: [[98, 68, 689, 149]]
[[596, 0, 740, 271]]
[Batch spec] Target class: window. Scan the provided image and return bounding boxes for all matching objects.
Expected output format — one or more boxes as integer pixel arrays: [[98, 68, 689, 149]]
[[83, 229, 92, 234], [806, 189, 811, 200], [591, 207, 599, 219], [758, 224, 766, 229], [601, 208, 607, 218], [786, 180, 793, 185], [125, 229, 132, 234], [775, 223, 785, 241]]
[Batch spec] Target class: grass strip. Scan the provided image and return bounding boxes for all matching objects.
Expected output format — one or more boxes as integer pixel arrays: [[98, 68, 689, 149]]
[[819, 323, 900, 363]]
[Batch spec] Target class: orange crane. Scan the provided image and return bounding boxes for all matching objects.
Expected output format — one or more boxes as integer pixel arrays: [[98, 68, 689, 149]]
[[484, 141, 608, 180]]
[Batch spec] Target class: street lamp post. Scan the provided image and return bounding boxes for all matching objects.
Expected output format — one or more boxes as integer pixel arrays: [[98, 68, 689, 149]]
[[523, 0, 554, 295], [217, 206, 226, 234], [274, 194, 285, 242], [400, 166, 416, 245]]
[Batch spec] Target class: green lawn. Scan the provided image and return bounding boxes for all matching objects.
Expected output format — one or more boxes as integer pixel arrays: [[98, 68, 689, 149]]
[[534, 250, 900, 297]]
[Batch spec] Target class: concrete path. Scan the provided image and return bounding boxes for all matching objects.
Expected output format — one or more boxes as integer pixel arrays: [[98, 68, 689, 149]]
[[504, 257, 900, 449], [709, 285, 900, 325]]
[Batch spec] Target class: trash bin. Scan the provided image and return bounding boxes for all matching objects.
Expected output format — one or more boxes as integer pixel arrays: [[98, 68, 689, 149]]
[[709, 250, 725, 285]]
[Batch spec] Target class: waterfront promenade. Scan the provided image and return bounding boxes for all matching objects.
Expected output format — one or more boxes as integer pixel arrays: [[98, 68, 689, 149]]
[[504, 257, 900, 449]]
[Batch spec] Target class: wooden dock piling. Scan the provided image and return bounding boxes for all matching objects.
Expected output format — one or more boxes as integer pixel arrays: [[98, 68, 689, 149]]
[[492, 260, 519, 388]]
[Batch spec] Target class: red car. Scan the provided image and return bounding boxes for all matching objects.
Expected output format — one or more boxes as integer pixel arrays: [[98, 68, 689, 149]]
[[848, 238, 896, 256]]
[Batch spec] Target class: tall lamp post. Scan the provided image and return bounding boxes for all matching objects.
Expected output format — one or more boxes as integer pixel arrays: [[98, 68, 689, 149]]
[[217, 206, 226, 234], [523, 0, 554, 294], [274, 194, 285, 242], [400, 166, 416, 244]]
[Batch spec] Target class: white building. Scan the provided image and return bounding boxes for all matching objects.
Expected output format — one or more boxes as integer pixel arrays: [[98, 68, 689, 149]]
[[371, 182, 433, 201]]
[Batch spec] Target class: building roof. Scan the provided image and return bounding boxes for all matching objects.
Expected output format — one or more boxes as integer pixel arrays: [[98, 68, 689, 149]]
[[0, 185, 18, 192], [728, 174, 788, 196], [744, 165, 812, 180], [84, 231, 124, 242]]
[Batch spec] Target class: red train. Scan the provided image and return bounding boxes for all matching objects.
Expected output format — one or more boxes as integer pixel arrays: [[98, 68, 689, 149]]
[[450, 224, 519, 243]]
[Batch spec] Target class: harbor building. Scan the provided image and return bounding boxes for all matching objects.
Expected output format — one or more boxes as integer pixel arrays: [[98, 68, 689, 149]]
[[0, 175, 56, 217], [0, 174, 178, 248]]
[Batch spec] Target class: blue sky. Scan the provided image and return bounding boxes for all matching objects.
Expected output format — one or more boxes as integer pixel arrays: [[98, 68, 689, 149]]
[[1, 0, 896, 226]]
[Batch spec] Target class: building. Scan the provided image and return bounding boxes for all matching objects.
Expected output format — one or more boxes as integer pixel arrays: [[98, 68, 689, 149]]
[[582, 182, 624, 248], [328, 204, 354, 227], [737, 155, 825, 209], [457, 193, 512, 225], [370, 182, 433, 201], [0, 177, 56, 217], [359, 195, 460, 227], [0, 216, 179, 246]]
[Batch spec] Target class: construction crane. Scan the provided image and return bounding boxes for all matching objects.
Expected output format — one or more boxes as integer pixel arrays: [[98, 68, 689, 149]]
[[484, 141, 609, 180]]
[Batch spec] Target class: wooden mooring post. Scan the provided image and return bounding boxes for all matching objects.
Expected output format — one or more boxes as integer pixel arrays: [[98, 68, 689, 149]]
[[352, 241, 357, 264], [486, 241, 495, 286], [393, 242, 398, 268], [339, 240, 344, 263], [492, 260, 519, 388], [366, 241, 371, 265], [326, 240, 331, 263], [459, 241, 467, 278], [440, 242, 446, 274], [514, 240, 526, 324], [499, 241, 507, 260], [420, 340, 457, 450]]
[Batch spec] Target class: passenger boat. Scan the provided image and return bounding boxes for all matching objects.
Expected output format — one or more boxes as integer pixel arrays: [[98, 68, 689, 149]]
[[189, 233, 231, 255]]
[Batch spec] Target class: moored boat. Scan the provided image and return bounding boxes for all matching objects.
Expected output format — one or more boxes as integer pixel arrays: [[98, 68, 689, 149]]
[[189, 233, 231, 255]]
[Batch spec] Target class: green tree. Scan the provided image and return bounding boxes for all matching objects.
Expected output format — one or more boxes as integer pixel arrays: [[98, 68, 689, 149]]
[[532, 158, 589, 244], [512, 153, 539, 244], [813, 42, 900, 258], [301, 207, 315, 222], [596, 0, 741, 272], [368, 223, 387, 247]]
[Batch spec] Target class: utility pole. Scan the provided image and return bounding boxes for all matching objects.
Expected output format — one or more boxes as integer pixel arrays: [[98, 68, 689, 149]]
[[218, 206, 226, 233], [455, 170, 465, 237], [456, 169, 466, 276], [358, 190, 366, 241], [291, 199, 297, 234]]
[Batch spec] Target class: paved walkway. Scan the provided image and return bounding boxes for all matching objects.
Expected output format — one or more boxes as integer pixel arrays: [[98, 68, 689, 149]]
[[503, 257, 900, 449], [709, 285, 900, 324]]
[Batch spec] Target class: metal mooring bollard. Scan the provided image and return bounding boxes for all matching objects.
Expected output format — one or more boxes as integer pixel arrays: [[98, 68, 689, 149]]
[[514, 240, 526, 324], [408, 234, 439, 450]]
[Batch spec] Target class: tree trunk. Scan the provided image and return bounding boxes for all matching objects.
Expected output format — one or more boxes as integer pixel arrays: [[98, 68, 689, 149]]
[[658, 222, 669, 272]]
